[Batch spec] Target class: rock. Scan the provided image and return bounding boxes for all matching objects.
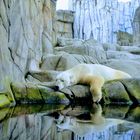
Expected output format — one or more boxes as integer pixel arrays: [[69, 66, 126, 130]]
[[11, 82, 69, 104], [56, 10, 74, 39], [102, 43, 120, 51], [116, 30, 133, 46], [0, 0, 57, 91], [83, 38, 98, 46], [41, 54, 61, 70], [103, 79, 140, 104], [118, 46, 140, 55], [56, 37, 100, 48], [42, 0, 55, 54], [11, 82, 42, 103], [57, 37, 84, 47], [133, 6, 140, 45], [121, 79, 140, 104], [72, 0, 139, 43], [102, 81, 132, 104], [0, 14, 24, 90], [6, 78, 140, 105], [106, 51, 140, 60], [60, 85, 91, 102], [0, 94, 11, 108], [56, 21, 72, 33], [26, 70, 59, 82], [41, 52, 98, 71], [55, 45, 106, 63], [56, 10, 74, 23]]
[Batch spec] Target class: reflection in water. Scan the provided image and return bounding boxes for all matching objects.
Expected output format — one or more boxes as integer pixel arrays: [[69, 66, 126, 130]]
[[0, 104, 140, 140]]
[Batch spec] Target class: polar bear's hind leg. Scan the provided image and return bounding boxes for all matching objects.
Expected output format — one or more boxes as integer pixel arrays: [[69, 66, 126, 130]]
[[89, 76, 105, 103], [79, 75, 105, 103]]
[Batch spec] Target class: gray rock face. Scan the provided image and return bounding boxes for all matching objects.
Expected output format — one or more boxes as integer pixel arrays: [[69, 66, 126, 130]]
[[106, 50, 140, 60], [0, 0, 57, 90], [57, 37, 84, 47], [56, 10, 74, 23], [116, 30, 133, 46], [72, 0, 140, 44], [133, 6, 140, 45], [55, 10, 74, 40], [118, 46, 140, 54]]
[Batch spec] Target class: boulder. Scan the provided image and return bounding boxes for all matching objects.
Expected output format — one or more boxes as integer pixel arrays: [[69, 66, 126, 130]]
[[11, 82, 69, 104], [106, 50, 140, 60], [41, 52, 98, 71], [56, 10, 74, 23], [102, 43, 120, 51], [57, 37, 84, 47], [121, 79, 140, 104], [26, 70, 59, 82], [82, 38, 98, 46], [0, 94, 11, 108], [55, 45, 106, 63], [116, 30, 133, 46], [102, 81, 132, 104], [118, 46, 140, 54]]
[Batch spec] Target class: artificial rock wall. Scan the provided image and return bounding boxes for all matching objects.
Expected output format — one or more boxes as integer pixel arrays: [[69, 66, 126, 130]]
[[133, 6, 140, 45], [72, 0, 140, 44], [0, 0, 55, 90], [0, 0, 74, 91]]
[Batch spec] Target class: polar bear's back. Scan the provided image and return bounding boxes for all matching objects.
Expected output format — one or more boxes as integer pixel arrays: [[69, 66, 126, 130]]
[[71, 64, 131, 81]]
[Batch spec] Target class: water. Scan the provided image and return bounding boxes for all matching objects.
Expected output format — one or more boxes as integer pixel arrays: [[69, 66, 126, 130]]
[[0, 104, 140, 140]]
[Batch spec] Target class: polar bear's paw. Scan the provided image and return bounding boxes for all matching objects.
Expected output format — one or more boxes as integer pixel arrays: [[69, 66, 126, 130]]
[[90, 86, 102, 103], [92, 94, 102, 103]]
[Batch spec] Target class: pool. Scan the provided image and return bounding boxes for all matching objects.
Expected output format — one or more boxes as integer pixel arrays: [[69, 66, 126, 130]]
[[0, 104, 140, 140]]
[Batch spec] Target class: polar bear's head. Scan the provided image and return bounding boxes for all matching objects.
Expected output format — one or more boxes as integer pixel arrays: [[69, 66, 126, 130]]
[[55, 72, 73, 90]]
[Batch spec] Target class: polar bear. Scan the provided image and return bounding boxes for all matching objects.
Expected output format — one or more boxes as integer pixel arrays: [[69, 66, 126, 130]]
[[55, 64, 131, 102]]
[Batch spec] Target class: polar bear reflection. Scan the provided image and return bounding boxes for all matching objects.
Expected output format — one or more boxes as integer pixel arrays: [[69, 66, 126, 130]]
[[56, 104, 125, 137]]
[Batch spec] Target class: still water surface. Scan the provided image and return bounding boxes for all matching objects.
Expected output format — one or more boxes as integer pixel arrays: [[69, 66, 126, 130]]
[[0, 104, 140, 140]]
